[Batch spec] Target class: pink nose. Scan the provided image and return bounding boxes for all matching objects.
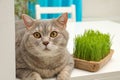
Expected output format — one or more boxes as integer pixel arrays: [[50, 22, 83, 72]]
[[42, 41, 49, 46]]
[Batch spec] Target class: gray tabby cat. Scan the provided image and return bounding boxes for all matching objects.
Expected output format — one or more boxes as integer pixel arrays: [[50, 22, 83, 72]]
[[16, 13, 74, 80]]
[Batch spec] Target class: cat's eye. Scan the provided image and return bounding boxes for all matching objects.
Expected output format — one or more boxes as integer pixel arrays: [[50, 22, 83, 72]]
[[33, 32, 41, 38], [50, 31, 58, 38]]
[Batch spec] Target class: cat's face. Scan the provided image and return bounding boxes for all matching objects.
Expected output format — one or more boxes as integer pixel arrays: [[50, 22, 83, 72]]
[[22, 13, 69, 56]]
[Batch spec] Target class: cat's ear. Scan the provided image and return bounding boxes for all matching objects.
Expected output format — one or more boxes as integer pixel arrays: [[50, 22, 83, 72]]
[[22, 14, 34, 29], [57, 13, 68, 28]]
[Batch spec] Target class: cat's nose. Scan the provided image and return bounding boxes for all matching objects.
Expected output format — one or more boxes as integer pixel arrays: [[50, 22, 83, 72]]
[[43, 41, 49, 46]]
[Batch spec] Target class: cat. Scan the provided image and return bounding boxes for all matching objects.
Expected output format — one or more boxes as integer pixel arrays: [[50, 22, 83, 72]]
[[16, 13, 74, 80]]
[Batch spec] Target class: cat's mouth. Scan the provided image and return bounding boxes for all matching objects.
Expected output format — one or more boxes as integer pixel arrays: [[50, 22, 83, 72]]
[[43, 47, 50, 51]]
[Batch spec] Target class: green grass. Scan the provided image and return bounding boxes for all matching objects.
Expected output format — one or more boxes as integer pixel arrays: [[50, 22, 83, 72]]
[[73, 30, 111, 61]]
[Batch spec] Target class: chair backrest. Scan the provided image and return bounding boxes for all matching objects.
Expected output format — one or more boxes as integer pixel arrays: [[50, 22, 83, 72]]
[[35, 4, 76, 22]]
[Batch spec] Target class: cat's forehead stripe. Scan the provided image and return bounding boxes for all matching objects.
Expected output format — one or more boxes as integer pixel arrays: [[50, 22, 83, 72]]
[[35, 27, 39, 31], [39, 26, 43, 32], [47, 25, 52, 31], [35, 20, 59, 34]]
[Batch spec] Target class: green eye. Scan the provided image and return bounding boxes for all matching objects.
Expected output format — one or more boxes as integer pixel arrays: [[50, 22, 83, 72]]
[[50, 31, 58, 38], [33, 32, 41, 38]]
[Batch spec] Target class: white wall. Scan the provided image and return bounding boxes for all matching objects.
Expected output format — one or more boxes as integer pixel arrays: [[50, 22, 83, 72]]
[[0, 0, 15, 80], [83, 0, 120, 22]]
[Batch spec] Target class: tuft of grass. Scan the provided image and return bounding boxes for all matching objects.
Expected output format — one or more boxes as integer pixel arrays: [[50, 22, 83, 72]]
[[73, 30, 111, 61]]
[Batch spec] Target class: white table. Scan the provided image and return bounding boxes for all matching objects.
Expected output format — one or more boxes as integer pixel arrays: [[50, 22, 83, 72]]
[[68, 21, 120, 80], [17, 21, 120, 80]]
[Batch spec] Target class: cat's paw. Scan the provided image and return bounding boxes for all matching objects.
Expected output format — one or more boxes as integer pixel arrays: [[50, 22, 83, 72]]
[[22, 72, 42, 80], [56, 72, 70, 80]]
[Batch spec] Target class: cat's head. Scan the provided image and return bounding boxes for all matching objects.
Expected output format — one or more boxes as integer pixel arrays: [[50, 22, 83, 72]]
[[22, 13, 69, 56]]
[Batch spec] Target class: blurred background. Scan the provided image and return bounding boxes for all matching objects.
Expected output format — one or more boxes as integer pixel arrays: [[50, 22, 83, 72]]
[[15, 0, 82, 22], [82, 0, 120, 23], [15, 0, 120, 23]]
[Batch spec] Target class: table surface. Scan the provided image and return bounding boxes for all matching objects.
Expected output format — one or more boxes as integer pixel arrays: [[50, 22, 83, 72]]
[[17, 21, 120, 80], [67, 21, 120, 77]]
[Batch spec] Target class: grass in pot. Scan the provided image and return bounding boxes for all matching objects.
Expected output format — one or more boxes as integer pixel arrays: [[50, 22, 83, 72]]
[[73, 30, 114, 72]]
